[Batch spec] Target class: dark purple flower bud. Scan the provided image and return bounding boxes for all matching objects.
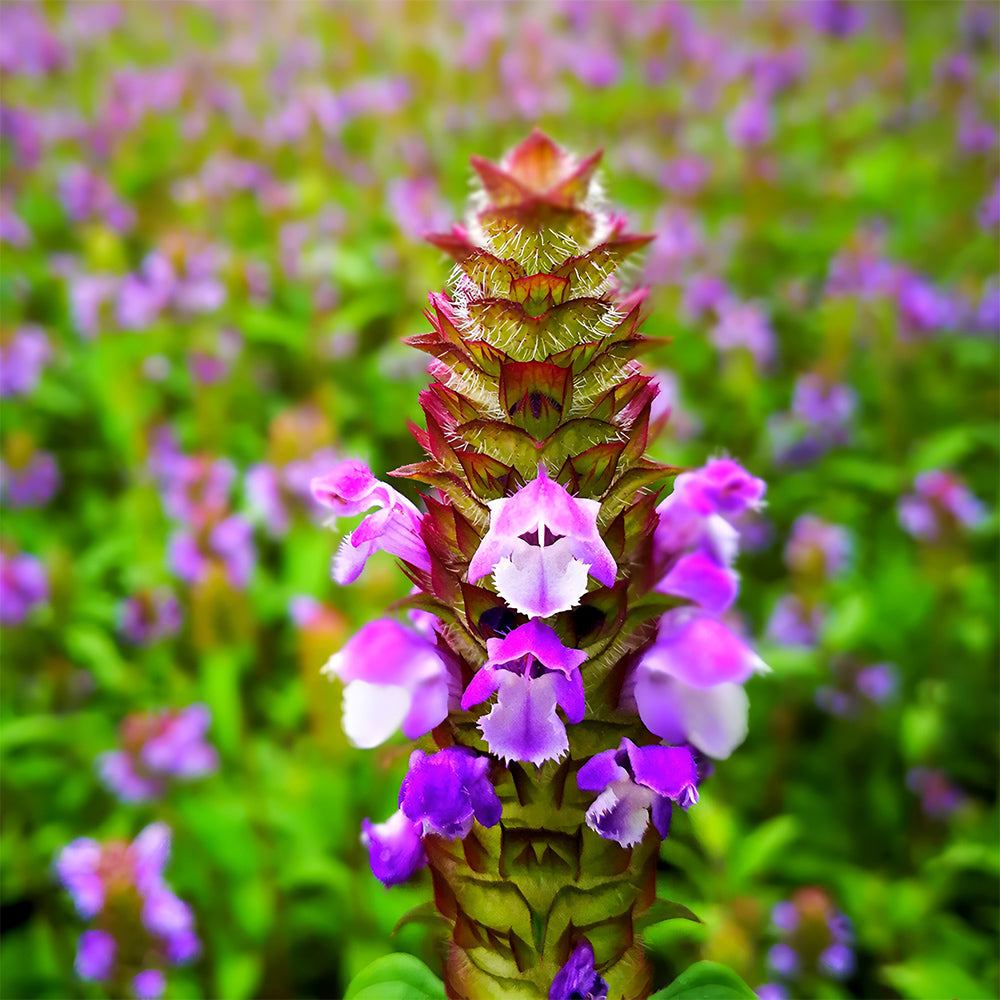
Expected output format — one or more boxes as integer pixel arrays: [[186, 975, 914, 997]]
[[75, 929, 116, 981], [399, 747, 502, 840], [0, 325, 50, 396], [362, 810, 427, 886], [0, 551, 49, 625], [578, 739, 698, 847], [549, 939, 609, 1000]]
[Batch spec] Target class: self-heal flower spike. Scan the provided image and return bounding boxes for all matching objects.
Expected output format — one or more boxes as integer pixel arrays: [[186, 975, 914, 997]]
[[55, 824, 200, 996], [315, 132, 769, 998]]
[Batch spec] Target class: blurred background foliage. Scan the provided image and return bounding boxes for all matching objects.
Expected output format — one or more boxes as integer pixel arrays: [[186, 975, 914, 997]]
[[0, 1, 997, 998]]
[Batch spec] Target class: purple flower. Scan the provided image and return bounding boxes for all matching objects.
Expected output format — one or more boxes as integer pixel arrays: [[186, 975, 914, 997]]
[[58, 165, 134, 232], [766, 594, 823, 648], [56, 838, 105, 917], [323, 618, 454, 748], [977, 180, 1000, 230], [809, 0, 866, 36], [771, 901, 799, 932], [117, 252, 175, 330], [98, 706, 218, 803], [399, 747, 502, 840], [387, 176, 451, 239], [169, 516, 255, 589], [628, 609, 763, 759], [75, 929, 116, 981], [97, 752, 162, 803], [160, 455, 236, 529], [784, 516, 851, 579], [898, 470, 986, 541], [907, 767, 966, 818], [896, 272, 957, 337], [461, 619, 587, 765], [657, 549, 739, 615], [577, 738, 698, 847], [361, 810, 427, 886], [819, 943, 855, 980], [711, 300, 776, 370], [0, 551, 48, 625], [0, 450, 59, 507], [855, 662, 898, 704], [726, 93, 773, 147], [767, 943, 800, 977], [119, 588, 182, 645], [549, 939, 609, 1000], [0, 325, 50, 396], [467, 466, 617, 619], [133, 970, 167, 1000], [312, 460, 430, 584], [790, 375, 856, 443], [0, 3, 65, 75], [756, 985, 789, 1000], [246, 463, 289, 537], [683, 273, 730, 318]]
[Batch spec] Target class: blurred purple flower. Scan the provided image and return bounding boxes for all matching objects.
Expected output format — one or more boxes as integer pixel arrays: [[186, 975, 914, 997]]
[[0, 551, 48, 625], [726, 93, 773, 147], [1, 450, 60, 508], [387, 176, 451, 239], [97, 705, 218, 803], [0, 325, 50, 396], [766, 594, 822, 648], [897, 469, 986, 541], [809, 0, 866, 36], [0, 3, 65, 76], [58, 165, 134, 232], [907, 767, 966, 818], [784, 516, 851, 580], [711, 299, 775, 370], [119, 588, 182, 645]]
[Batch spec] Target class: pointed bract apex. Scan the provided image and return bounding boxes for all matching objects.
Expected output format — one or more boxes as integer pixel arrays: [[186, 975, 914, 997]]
[[470, 131, 603, 212]]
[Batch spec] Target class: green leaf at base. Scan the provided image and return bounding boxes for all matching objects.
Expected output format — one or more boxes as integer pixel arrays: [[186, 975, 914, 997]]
[[344, 953, 446, 1000], [650, 961, 757, 1000]]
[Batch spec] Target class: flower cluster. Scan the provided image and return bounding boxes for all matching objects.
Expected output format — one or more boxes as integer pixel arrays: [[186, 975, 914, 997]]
[[312, 133, 769, 997], [97, 704, 219, 803], [897, 469, 986, 542], [56, 823, 200, 999], [757, 888, 855, 1000]]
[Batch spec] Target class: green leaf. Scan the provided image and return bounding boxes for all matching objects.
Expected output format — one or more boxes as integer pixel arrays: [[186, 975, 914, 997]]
[[344, 954, 446, 1000], [651, 961, 756, 1000], [635, 898, 703, 931], [881, 958, 990, 1000]]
